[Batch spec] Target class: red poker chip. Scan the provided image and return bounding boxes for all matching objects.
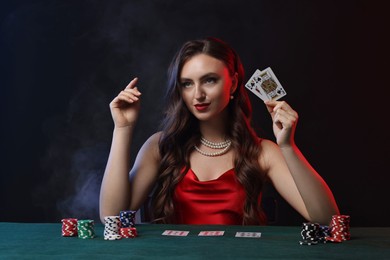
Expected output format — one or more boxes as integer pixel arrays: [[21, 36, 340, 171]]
[[325, 214, 351, 243], [120, 227, 138, 238], [61, 218, 78, 237]]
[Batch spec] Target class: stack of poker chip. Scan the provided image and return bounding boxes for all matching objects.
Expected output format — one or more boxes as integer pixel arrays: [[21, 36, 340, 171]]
[[119, 210, 137, 238], [119, 210, 136, 227], [299, 222, 322, 245], [104, 216, 122, 240], [77, 219, 95, 239], [61, 218, 78, 237], [326, 215, 351, 243], [120, 227, 138, 238], [319, 224, 331, 239]]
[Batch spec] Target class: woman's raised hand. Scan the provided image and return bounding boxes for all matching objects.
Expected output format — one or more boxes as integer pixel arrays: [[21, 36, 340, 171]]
[[109, 77, 142, 128], [264, 100, 298, 148]]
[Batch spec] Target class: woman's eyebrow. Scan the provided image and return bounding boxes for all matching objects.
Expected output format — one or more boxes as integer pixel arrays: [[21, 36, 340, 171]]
[[180, 73, 219, 82], [199, 73, 219, 80]]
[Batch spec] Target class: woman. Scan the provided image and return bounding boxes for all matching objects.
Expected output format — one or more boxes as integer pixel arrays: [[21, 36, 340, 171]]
[[99, 37, 339, 225]]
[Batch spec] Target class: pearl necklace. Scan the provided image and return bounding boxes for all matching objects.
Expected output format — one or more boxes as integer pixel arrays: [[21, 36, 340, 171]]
[[200, 137, 231, 149], [194, 137, 232, 157]]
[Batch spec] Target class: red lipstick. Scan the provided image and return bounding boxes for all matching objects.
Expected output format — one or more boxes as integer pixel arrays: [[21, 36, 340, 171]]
[[194, 103, 210, 111]]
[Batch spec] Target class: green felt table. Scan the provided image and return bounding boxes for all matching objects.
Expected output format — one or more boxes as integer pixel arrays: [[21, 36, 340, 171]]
[[0, 222, 389, 259]]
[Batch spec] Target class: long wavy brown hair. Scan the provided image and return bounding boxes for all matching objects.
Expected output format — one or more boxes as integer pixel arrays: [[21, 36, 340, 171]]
[[151, 37, 267, 225]]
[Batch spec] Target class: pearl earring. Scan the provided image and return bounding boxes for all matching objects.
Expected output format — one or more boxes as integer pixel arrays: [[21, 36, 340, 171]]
[[230, 95, 234, 100]]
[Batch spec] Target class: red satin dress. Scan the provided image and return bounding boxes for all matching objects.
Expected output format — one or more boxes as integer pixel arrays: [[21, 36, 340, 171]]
[[173, 168, 246, 225]]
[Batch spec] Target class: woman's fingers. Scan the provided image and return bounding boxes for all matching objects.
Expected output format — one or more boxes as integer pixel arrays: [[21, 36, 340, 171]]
[[274, 110, 298, 129], [122, 78, 142, 102], [110, 78, 142, 108], [266, 100, 297, 117], [124, 77, 139, 90], [264, 100, 277, 114], [120, 88, 141, 103], [265, 100, 298, 129]]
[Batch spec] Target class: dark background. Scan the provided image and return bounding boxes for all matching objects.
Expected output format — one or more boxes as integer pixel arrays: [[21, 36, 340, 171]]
[[1, 0, 389, 226]]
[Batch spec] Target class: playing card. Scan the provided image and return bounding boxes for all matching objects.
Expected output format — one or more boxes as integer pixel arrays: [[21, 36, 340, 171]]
[[198, 231, 225, 236], [161, 230, 189, 236], [245, 67, 287, 101], [245, 69, 267, 100], [235, 232, 262, 238], [260, 67, 286, 100]]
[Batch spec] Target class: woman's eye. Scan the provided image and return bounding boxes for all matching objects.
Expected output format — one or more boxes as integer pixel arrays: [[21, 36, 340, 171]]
[[205, 77, 217, 84], [180, 81, 192, 88]]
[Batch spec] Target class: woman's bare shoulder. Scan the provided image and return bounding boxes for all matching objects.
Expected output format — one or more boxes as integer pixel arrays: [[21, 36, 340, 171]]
[[257, 137, 281, 170], [148, 131, 163, 143], [258, 138, 278, 150], [138, 131, 163, 161]]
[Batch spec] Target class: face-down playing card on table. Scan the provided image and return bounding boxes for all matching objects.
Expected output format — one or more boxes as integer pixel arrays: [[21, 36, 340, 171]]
[[198, 231, 225, 236], [161, 230, 190, 236], [235, 232, 262, 238]]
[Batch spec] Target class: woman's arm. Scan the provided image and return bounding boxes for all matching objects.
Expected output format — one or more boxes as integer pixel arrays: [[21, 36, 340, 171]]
[[99, 126, 134, 222], [262, 100, 339, 225], [99, 78, 160, 223], [261, 140, 339, 225], [99, 130, 161, 223]]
